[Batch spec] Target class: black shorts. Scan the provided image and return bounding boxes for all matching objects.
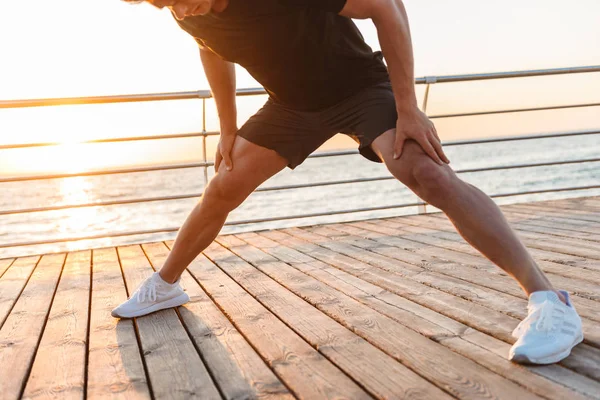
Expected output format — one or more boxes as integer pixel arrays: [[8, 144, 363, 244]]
[[237, 81, 397, 169]]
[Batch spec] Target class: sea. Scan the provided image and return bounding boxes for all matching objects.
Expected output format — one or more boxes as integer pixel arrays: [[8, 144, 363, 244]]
[[1, 133, 598, 260]]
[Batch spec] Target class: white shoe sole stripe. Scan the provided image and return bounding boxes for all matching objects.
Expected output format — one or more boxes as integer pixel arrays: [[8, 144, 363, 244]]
[[510, 333, 584, 365], [112, 293, 190, 318]]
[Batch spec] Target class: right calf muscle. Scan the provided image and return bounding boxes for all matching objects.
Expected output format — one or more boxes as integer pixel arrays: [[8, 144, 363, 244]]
[[157, 136, 288, 283], [158, 177, 244, 283]]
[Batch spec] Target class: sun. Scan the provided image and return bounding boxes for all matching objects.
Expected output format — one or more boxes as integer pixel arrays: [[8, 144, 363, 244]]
[[51, 142, 93, 174]]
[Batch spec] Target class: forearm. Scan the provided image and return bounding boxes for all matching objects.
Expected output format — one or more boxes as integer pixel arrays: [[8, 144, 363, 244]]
[[200, 48, 238, 132], [371, 0, 418, 111]]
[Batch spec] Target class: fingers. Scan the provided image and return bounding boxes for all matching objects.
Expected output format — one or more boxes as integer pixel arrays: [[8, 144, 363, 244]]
[[221, 135, 236, 171], [430, 126, 449, 164], [215, 134, 237, 172], [432, 125, 441, 142], [416, 135, 443, 165], [222, 149, 233, 171], [214, 149, 222, 172], [393, 137, 405, 160]]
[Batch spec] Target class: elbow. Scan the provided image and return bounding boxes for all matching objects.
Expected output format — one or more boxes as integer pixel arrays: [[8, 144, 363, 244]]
[[370, 0, 403, 23]]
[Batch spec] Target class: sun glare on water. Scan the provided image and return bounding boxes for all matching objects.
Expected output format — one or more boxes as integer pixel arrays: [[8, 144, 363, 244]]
[[57, 176, 102, 249]]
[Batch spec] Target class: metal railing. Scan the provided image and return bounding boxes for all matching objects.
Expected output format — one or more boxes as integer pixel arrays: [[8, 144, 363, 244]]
[[1, 65, 599, 249]]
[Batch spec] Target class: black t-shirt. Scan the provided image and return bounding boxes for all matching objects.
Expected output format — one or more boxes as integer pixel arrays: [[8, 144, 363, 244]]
[[175, 0, 390, 111]]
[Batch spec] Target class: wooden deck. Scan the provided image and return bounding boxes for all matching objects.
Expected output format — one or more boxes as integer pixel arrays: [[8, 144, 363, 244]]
[[1, 196, 600, 399]]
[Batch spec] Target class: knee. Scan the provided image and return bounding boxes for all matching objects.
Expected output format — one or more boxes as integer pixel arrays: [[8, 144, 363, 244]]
[[202, 173, 247, 213], [410, 156, 454, 198]]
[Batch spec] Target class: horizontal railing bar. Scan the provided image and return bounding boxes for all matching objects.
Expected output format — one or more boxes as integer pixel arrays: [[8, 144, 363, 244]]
[[429, 102, 600, 119], [2, 65, 598, 109], [0, 88, 269, 109], [415, 65, 600, 84], [0, 194, 203, 216], [2, 183, 599, 249], [2, 155, 599, 206], [457, 157, 600, 174], [442, 129, 600, 147], [0, 91, 209, 109], [489, 184, 600, 199], [2, 127, 598, 162], [0, 132, 220, 150], [0, 162, 214, 183]]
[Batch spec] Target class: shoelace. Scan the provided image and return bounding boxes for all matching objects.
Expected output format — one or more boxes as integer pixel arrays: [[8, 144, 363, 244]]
[[137, 278, 158, 303], [514, 300, 559, 337]]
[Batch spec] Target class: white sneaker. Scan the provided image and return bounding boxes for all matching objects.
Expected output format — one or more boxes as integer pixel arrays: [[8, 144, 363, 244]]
[[509, 290, 583, 364], [111, 271, 190, 318]]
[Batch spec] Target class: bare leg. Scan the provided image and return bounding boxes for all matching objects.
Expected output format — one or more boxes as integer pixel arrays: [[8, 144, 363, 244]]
[[371, 130, 563, 300], [158, 137, 288, 283]]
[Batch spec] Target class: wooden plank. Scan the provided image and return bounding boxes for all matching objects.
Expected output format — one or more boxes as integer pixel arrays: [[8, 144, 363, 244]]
[[87, 248, 151, 400], [22, 251, 91, 399], [381, 212, 599, 274], [295, 225, 600, 348], [0, 258, 15, 279], [499, 207, 600, 237], [0, 254, 66, 400], [261, 229, 519, 344], [328, 219, 600, 328], [377, 216, 588, 265], [325, 220, 600, 289], [479, 221, 600, 258], [0, 256, 39, 329], [117, 245, 221, 400], [400, 213, 600, 277], [522, 197, 600, 212], [217, 238, 545, 400], [269, 227, 600, 379], [507, 200, 600, 222], [383, 213, 600, 283], [182, 243, 374, 400], [514, 202, 600, 224], [144, 242, 293, 400], [442, 332, 600, 400], [563, 197, 600, 211], [311, 224, 600, 311], [308, 224, 600, 347], [237, 231, 598, 400], [304, 224, 600, 381], [210, 240, 451, 400], [502, 206, 600, 236], [237, 232, 466, 339], [500, 211, 600, 241]]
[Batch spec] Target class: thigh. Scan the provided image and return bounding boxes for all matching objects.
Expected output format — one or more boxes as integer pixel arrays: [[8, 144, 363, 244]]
[[209, 135, 288, 206]]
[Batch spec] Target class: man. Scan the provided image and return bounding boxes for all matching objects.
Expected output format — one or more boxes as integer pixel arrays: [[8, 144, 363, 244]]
[[112, 0, 584, 365]]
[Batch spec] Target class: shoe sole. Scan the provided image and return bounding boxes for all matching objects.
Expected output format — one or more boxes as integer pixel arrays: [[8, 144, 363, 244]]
[[112, 292, 190, 318], [510, 333, 584, 364]]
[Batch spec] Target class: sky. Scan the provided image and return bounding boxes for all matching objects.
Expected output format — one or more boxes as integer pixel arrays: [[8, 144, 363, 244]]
[[0, 0, 599, 176]]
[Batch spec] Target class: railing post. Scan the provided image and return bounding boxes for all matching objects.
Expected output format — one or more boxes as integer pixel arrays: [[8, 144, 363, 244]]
[[421, 76, 437, 114], [202, 97, 209, 187]]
